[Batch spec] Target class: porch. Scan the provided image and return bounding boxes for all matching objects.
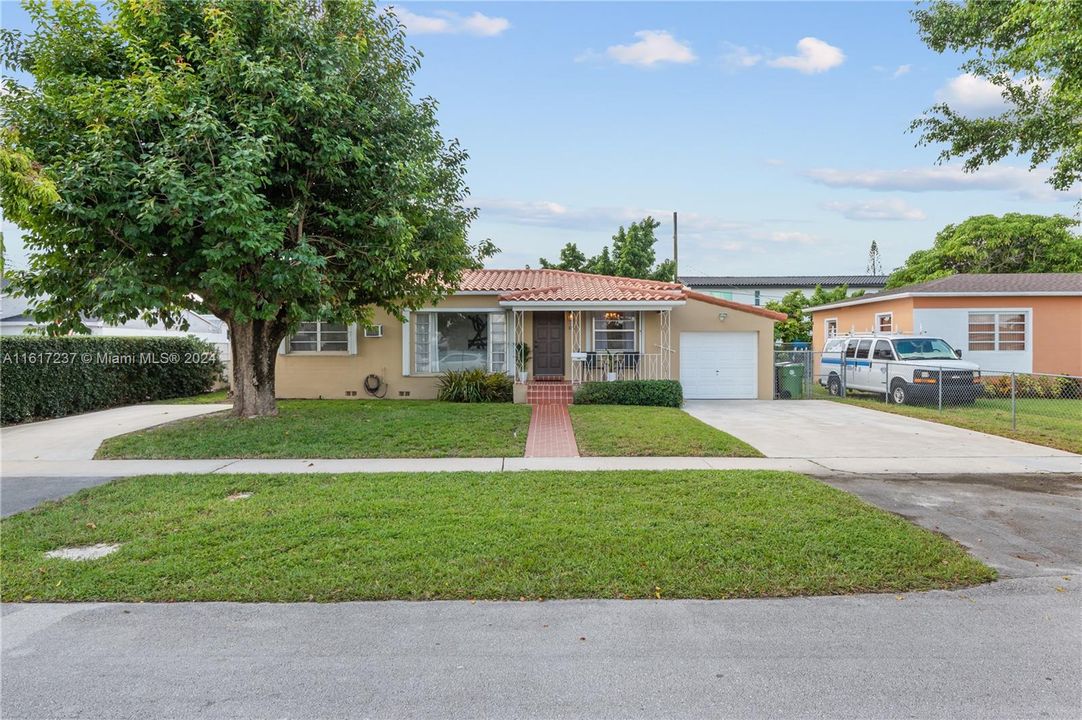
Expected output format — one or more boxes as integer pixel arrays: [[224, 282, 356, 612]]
[[508, 306, 676, 386]]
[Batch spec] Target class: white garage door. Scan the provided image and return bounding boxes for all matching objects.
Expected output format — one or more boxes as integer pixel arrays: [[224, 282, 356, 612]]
[[679, 332, 758, 399]]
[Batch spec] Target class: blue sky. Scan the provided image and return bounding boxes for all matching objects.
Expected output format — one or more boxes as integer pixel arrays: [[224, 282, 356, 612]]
[[2, 1, 1078, 281]]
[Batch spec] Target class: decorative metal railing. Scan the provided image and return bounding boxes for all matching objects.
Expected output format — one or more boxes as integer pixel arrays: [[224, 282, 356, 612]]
[[571, 352, 668, 384]]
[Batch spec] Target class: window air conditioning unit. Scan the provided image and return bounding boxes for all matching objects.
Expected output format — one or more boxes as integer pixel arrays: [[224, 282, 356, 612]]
[[363, 324, 384, 338]]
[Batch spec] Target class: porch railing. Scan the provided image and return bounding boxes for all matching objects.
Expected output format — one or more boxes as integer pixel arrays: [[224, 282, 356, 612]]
[[571, 352, 668, 384]]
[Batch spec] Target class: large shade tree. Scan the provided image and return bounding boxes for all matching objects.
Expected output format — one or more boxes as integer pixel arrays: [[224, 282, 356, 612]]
[[887, 213, 1082, 288], [0, 0, 491, 416], [911, 0, 1081, 193]]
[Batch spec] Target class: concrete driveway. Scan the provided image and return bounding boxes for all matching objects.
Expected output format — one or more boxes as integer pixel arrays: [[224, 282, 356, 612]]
[[0, 403, 231, 462], [684, 400, 1081, 474]]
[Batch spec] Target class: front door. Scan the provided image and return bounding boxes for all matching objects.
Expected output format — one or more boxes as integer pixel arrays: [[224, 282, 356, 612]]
[[532, 312, 565, 378]]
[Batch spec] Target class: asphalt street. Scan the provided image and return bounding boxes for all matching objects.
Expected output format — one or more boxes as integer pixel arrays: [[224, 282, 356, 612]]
[[3, 577, 1078, 719], [1, 476, 115, 517]]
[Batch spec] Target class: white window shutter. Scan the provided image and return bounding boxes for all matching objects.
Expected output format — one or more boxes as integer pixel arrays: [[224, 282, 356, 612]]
[[347, 323, 358, 355]]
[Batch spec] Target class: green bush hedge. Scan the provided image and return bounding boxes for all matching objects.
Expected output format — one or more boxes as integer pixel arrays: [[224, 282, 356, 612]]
[[574, 380, 683, 407], [436, 368, 514, 403], [981, 373, 1081, 400], [1, 335, 225, 424]]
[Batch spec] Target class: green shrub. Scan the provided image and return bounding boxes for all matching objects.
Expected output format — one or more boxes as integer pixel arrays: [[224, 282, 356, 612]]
[[981, 373, 1079, 399], [574, 380, 683, 407], [436, 368, 513, 403], [1, 335, 225, 424]]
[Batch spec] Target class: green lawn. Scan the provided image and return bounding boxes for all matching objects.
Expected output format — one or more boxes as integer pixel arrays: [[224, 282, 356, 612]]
[[822, 390, 1082, 454], [569, 405, 761, 457], [0, 470, 994, 602], [98, 400, 531, 459], [159, 390, 231, 404]]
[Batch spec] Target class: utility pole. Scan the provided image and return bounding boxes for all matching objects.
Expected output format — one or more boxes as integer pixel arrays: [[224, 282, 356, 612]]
[[672, 211, 679, 283]]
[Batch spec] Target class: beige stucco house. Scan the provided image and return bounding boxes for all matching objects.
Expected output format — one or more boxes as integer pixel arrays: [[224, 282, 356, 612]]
[[276, 268, 786, 402]]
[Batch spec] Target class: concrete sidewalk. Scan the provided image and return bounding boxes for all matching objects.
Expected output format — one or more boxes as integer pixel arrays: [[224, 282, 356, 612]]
[[4, 454, 1080, 479], [3, 577, 1078, 719]]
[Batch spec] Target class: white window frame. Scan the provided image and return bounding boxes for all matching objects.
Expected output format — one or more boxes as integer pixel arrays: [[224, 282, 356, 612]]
[[591, 311, 639, 352], [411, 309, 511, 375], [968, 310, 1028, 352], [875, 312, 893, 333], [824, 317, 838, 339], [284, 321, 355, 354]]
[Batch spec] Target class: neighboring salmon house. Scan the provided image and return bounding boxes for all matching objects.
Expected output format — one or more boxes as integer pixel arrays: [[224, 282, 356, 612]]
[[275, 268, 787, 402], [806, 273, 1082, 376]]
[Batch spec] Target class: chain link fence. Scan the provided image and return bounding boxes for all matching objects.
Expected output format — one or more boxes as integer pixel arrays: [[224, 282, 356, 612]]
[[773, 348, 1082, 453]]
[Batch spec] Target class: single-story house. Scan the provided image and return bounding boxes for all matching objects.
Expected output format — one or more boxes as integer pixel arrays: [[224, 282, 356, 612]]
[[807, 273, 1082, 376], [680, 275, 888, 307], [276, 268, 787, 402]]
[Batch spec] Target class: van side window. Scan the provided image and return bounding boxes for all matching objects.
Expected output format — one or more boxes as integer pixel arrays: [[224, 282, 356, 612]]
[[873, 340, 894, 361], [856, 339, 872, 359], [844, 340, 857, 358]]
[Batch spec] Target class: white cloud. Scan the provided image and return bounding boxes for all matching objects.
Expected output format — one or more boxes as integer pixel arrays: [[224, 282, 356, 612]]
[[477, 198, 728, 232], [804, 165, 1072, 202], [766, 37, 845, 74], [893, 64, 911, 78], [764, 158, 785, 167], [822, 198, 927, 222], [394, 8, 510, 37], [934, 73, 1005, 114], [720, 42, 761, 71], [760, 230, 818, 245], [598, 30, 697, 67], [459, 11, 511, 37], [473, 198, 822, 264]]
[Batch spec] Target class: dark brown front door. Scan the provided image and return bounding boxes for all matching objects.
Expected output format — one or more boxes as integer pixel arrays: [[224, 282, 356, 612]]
[[532, 312, 565, 378]]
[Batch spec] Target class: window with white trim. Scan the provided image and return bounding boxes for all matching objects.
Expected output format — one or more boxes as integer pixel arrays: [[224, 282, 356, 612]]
[[413, 311, 508, 374], [968, 312, 1026, 351], [875, 312, 893, 333], [592, 312, 638, 351], [824, 318, 838, 338], [287, 321, 350, 352]]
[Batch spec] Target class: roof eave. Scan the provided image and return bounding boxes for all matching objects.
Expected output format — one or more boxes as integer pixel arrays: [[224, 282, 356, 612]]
[[808, 290, 1082, 313], [498, 300, 686, 310]]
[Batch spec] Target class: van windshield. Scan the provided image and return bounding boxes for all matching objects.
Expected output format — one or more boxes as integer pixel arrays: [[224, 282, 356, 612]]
[[893, 338, 957, 360]]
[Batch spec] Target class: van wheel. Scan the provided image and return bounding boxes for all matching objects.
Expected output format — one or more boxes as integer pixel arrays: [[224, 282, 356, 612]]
[[890, 379, 908, 405], [827, 374, 842, 396]]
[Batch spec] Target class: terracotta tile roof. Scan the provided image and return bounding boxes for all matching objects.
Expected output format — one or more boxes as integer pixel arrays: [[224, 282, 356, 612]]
[[459, 268, 685, 302], [457, 268, 788, 321]]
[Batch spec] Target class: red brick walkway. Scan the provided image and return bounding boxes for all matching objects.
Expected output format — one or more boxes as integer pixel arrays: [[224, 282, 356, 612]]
[[523, 403, 580, 458]]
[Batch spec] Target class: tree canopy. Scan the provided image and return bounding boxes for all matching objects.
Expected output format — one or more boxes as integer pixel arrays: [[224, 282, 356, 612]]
[[0, 0, 491, 415], [910, 0, 1082, 193], [887, 213, 1082, 288], [539, 216, 676, 281], [766, 285, 863, 344]]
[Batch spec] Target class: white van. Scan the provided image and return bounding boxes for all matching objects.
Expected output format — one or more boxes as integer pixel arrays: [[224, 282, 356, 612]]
[[819, 334, 982, 405]]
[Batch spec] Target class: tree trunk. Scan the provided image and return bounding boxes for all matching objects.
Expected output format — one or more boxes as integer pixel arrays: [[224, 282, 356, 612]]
[[229, 318, 287, 418]]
